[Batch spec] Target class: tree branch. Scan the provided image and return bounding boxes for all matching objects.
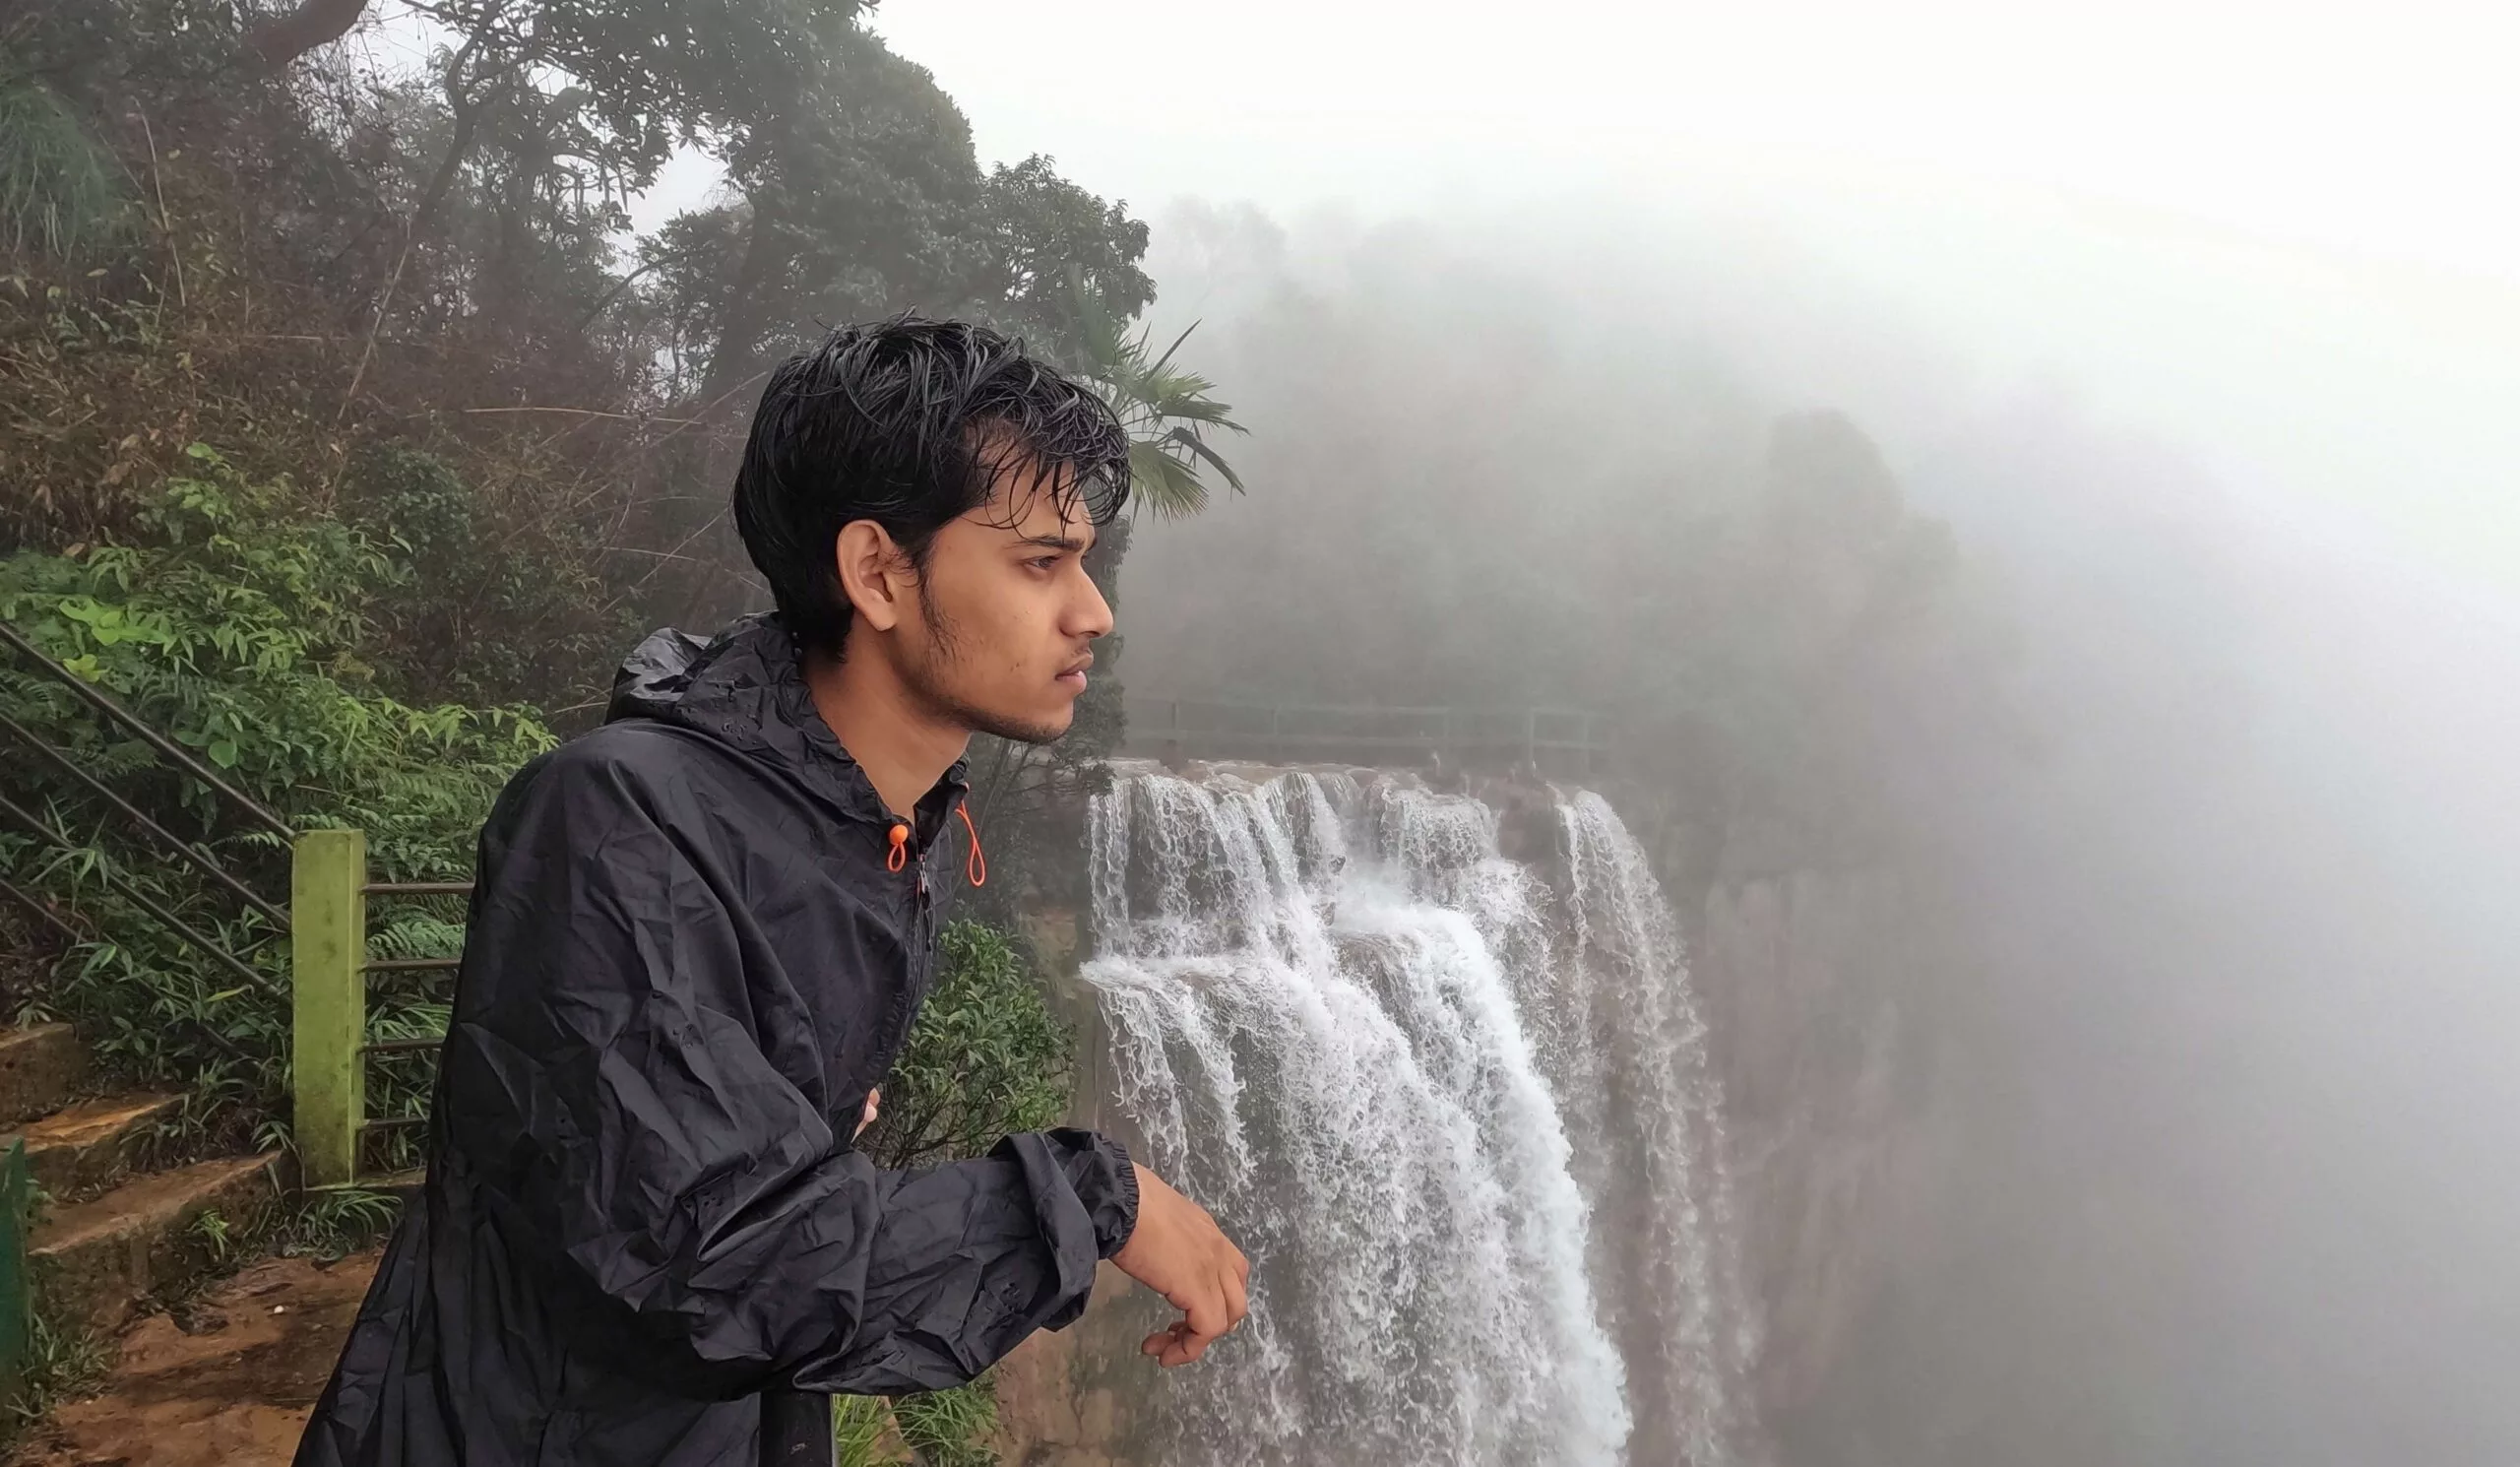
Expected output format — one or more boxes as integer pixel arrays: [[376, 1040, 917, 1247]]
[[569, 250, 684, 336], [247, 0, 374, 70]]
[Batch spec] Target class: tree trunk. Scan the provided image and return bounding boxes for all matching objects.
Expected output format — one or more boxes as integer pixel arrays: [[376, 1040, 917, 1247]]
[[699, 196, 788, 408], [247, 0, 373, 69]]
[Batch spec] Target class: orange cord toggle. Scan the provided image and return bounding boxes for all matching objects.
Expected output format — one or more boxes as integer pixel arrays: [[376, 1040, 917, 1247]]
[[885, 822, 910, 873], [959, 805, 987, 888]]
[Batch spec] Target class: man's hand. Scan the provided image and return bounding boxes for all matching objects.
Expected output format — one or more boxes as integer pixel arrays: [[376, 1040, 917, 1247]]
[[855, 1088, 879, 1139], [1112, 1164, 1248, 1368]]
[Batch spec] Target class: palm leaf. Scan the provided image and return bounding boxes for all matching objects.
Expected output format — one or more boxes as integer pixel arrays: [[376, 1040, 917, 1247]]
[[1068, 262, 1250, 517], [1126, 440, 1207, 518], [1166, 426, 1247, 495], [1146, 318, 1200, 377]]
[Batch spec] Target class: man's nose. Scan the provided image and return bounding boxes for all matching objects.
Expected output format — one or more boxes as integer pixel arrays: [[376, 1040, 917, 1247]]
[[1071, 570, 1115, 640]]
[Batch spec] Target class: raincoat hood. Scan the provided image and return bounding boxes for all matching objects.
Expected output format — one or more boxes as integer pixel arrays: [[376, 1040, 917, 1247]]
[[605, 613, 966, 830]]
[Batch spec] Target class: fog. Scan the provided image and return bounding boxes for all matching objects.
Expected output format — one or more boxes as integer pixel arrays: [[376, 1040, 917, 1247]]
[[14, 1, 2515, 1459], [1101, 204, 2520, 1462], [854, 6, 2520, 1460]]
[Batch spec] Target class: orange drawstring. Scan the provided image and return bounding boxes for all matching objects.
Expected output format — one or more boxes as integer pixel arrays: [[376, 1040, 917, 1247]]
[[885, 822, 910, 873], [959, 805, 987, 888]]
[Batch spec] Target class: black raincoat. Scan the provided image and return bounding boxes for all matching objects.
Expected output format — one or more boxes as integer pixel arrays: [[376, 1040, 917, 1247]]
[[294, 615, 1139, 1467]]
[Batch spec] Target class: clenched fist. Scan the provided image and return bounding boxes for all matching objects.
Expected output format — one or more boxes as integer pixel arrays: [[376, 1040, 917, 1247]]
[[1112, 1164, 1249, 1367]]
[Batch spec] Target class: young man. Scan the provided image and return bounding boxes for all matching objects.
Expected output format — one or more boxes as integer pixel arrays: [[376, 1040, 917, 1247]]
[[296, 317, 1248, 1467]]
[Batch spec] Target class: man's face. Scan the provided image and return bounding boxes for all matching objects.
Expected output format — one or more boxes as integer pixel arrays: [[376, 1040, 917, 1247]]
[[894, 466, 1112, 744]]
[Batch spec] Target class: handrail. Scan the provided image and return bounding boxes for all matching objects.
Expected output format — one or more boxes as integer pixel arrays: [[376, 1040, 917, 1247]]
[[361, 1037, 445, 1055], [0, 620, 294, 841], [0, 874, 83, 946], [0, 709, 290, 929], [0, 791, 276, 994]]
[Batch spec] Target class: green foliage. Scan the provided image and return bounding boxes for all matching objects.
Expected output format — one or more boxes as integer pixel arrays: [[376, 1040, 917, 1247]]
[[281, 1186, 405, 1261], [977, 156, 1155, 365], [0, 74, 134, 262], [186, 1205, 235, 1263], [833, 1371, 1001, 1466], [833, 1393, 900, 1465], [398, 0, 862, 190], [2, 445, 551, 867], [0, 446, 553, 1145], [891, 1378, 1000, 1467], [1, 1308, 112, 1438], [699, 24, 985, 388], [340, 443, 629, 709], [681, 27, 1156, 397], [858, 922, 1071, 1174]]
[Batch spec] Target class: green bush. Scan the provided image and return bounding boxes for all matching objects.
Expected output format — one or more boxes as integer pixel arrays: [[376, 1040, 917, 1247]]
[[835, 920, 1072, 1467], [856, 920, 1072, 1173], [339, 442, 629, 712], [0, 73, 134, 262]]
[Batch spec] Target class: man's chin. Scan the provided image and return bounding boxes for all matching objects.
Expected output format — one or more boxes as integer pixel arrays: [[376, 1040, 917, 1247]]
[[968, 706, 1072, 747], [909, 670, 1074, 746]]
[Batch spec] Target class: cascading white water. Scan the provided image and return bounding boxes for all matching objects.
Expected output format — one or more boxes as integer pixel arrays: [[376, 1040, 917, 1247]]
[[1082, 766, 1761, 1466]]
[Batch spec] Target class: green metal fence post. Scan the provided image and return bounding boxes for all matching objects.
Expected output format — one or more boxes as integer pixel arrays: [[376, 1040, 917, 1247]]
[[0, 1138, 30, 1410], [293, 828, 366, 1189]]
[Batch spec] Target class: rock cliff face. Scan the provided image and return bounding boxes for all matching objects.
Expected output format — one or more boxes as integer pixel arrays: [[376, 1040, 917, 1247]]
[[987, 1259, 1153, 1467], [1692, 865, 1953, 1431], [1615, 782, 1962, 1447]]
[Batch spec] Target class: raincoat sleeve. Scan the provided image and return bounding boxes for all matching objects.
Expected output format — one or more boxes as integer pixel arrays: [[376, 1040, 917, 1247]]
[[441, 742, 1140, 1400]]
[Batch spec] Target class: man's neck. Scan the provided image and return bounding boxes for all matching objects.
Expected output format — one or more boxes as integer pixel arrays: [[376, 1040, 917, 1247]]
[[803, 643, 969, 820]]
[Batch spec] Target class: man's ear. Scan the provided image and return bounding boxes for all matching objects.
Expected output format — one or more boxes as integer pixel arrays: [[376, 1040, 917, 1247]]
[[834, 521, 913, 633]]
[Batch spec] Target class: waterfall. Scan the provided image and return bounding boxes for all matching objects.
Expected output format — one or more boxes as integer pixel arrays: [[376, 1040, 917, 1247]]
[[1080, 766, 1761, 1466]]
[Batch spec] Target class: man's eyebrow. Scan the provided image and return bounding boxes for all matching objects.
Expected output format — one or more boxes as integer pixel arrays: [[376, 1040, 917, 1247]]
[[1014, 533, 1092, 551]]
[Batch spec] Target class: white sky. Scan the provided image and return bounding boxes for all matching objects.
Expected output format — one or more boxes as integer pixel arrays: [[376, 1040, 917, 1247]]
[[368, 0, 2520, 597], [859, 1, 2520, 600]]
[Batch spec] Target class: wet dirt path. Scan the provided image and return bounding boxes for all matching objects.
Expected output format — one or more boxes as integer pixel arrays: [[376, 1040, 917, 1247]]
[[10, 1250, 379, 1467]]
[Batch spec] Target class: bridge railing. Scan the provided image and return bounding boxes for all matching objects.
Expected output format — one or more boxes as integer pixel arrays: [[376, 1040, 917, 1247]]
[[1123, 696, 1610, 777]]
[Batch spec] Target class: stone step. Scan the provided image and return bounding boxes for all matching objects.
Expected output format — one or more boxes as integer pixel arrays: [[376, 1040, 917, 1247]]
[[4, 1093, 183, 1198], [0, 1023, 89, 1126], [31, 1152, 289, 1331]]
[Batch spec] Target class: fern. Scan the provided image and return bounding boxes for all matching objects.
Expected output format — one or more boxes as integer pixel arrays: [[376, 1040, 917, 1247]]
[[370, 913, 466, 963]]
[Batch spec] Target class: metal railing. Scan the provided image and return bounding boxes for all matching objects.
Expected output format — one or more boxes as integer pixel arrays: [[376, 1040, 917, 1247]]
[[0, 1138, 29, 1405], [1124, 695, 1611, 777], [0, 620, 294, 1000], [0, 617, 459, 1194], [291, 830, 462, 1190]]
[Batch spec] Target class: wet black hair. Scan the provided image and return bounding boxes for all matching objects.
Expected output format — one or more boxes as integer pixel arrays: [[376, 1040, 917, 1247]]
[[731, 313, 1132, 655]]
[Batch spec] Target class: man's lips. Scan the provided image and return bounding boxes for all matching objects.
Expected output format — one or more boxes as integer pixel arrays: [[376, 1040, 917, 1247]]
[[1056, 658, 1094, 690]]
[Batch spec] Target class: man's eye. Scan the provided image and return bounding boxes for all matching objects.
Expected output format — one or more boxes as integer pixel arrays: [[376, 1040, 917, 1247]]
[[1028, 556, 1061, 572]]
